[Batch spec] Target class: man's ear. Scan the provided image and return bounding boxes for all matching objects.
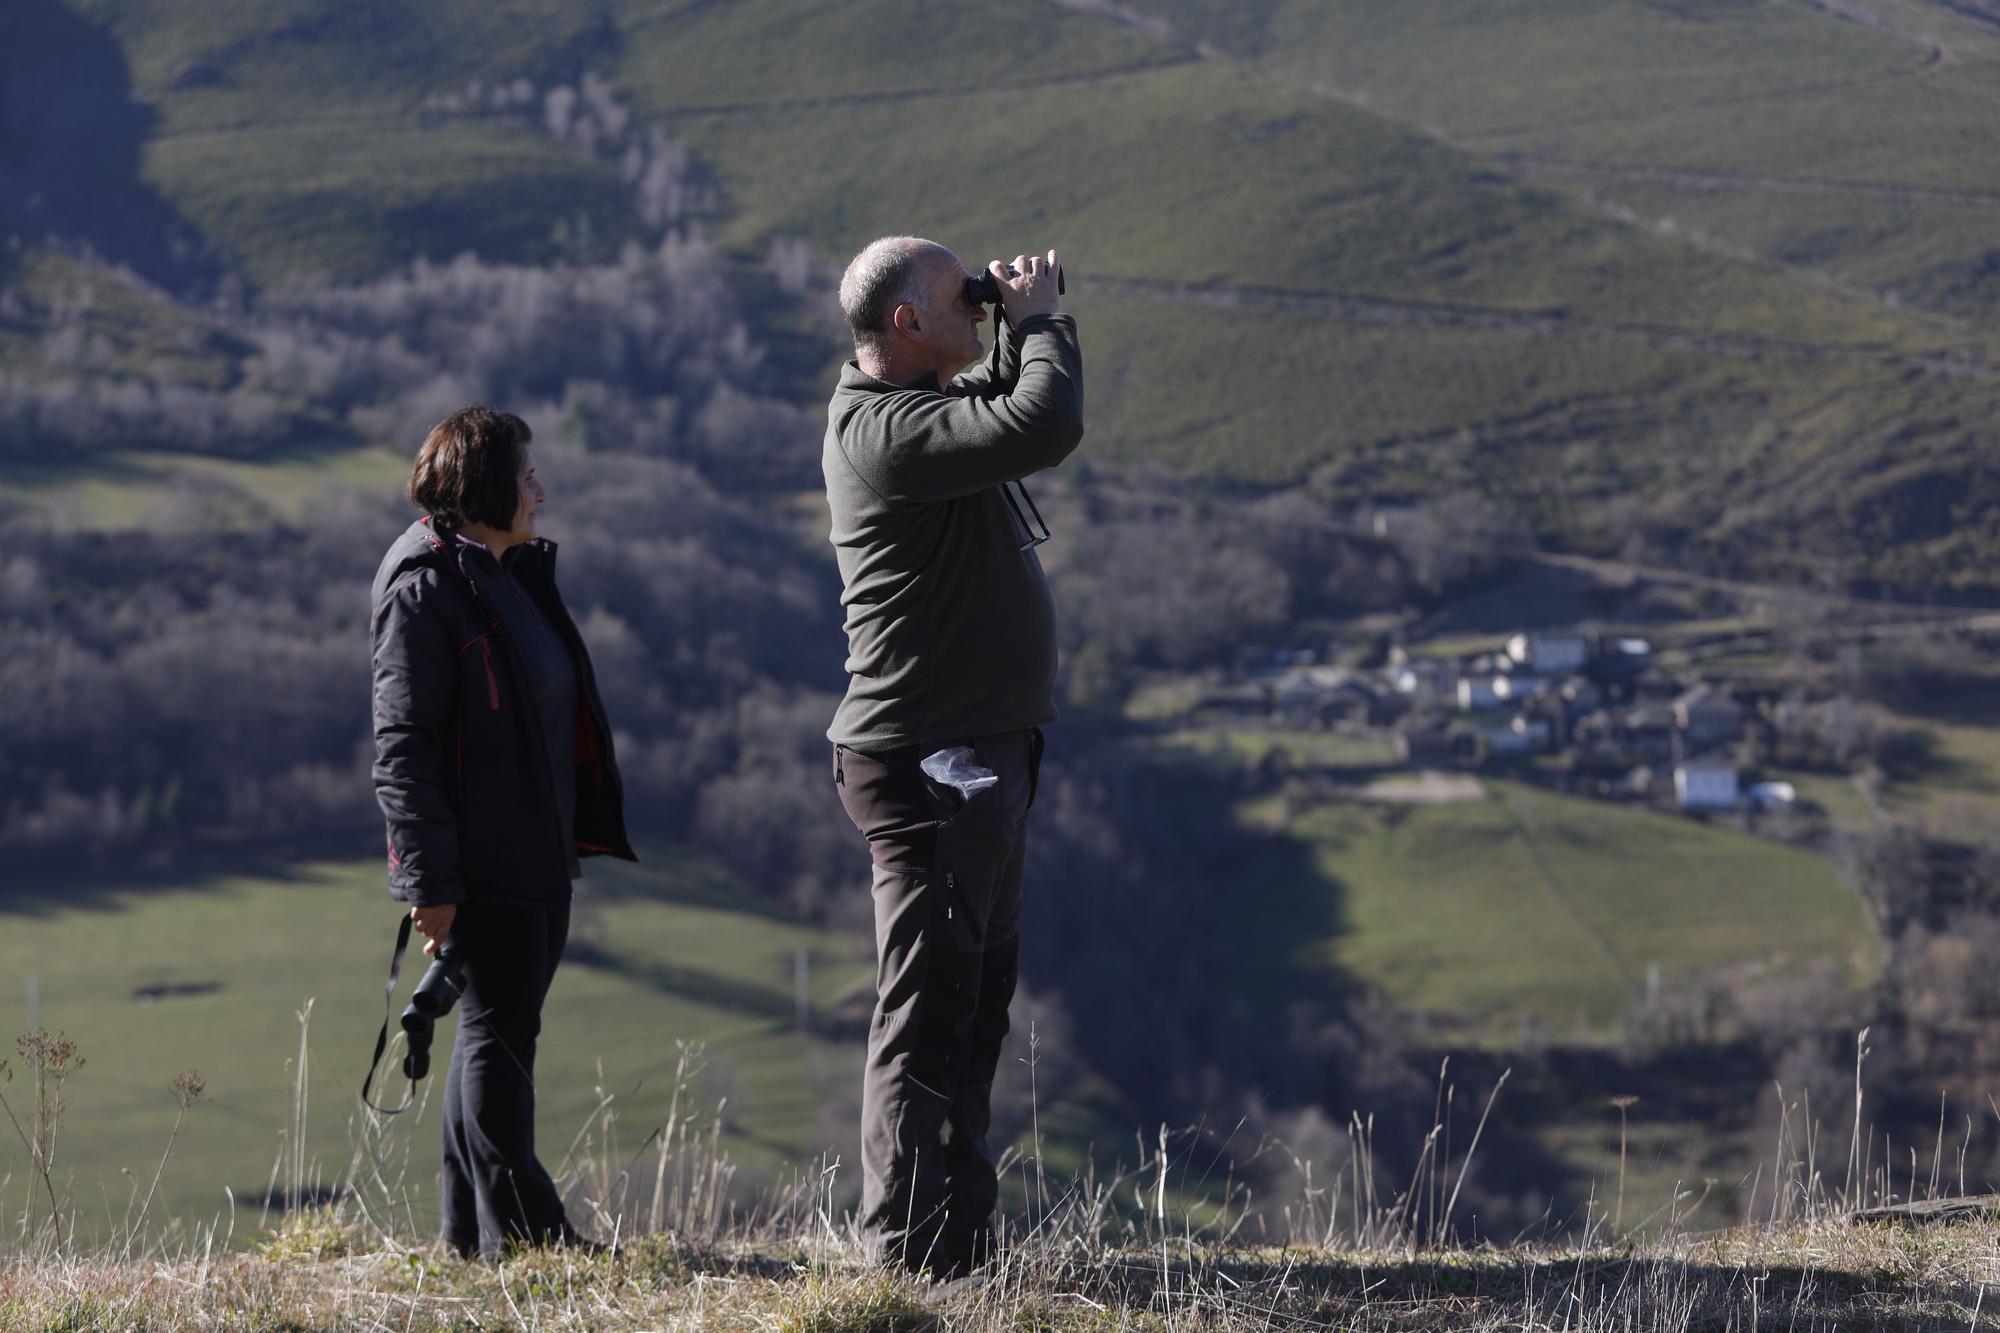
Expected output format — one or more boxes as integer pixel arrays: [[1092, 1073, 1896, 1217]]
[[891, 302, 922, 340]]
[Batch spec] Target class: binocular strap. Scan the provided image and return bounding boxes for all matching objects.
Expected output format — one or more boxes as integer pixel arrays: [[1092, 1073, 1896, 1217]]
[[360, 914, 420, 1116]]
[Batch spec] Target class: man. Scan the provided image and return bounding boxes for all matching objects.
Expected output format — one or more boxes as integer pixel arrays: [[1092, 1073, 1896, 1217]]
[[823, 236, 1084, 1276]]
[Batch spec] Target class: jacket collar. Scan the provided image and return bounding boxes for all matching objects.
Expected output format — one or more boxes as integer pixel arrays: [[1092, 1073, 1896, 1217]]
[[837, 360, 942, 395], [415, 515, 559, 582]]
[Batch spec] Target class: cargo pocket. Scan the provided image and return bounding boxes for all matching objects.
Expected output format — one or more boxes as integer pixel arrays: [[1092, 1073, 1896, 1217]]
[[927, 778, 1002, 953]]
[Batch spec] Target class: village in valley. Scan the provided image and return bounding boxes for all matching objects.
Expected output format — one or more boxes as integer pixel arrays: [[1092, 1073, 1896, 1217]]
[[1203, 625, 1852, 819]]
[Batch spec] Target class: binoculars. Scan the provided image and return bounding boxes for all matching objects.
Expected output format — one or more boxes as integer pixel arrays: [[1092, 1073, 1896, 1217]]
[[964, 262, 1065, 307], [400, 944, 468, 1080]]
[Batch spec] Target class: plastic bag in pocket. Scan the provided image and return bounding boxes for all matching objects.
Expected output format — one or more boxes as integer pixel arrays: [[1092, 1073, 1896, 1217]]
[[920, 745, 999, 800]]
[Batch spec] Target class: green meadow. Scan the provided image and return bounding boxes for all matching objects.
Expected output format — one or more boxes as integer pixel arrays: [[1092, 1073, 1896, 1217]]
[[0, 855, 875, 1241], [1298, 780, 1875, 1040], [1165, 733, 1878, 1046]]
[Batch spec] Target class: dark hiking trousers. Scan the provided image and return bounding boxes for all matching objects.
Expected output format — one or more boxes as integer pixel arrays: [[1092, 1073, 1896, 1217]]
[[440, 900, 575, 1258], [833, 728, 1043, 1273]]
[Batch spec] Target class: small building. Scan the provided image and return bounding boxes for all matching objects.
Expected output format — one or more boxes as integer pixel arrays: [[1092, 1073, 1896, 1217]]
[[1367, 504, 1422, 538], [1674, 684, 1744, 748], [1399, 725, 1457, 766], [1458, 677, 1505, 712], [1559, 679, 1603, 717], [1399, 720, 1487, 767], [1619, 702, 1680, 762], [1675, 764, 1740, 811], [1506, 632, 1590, 676], [1634, 668, 1683, 702], [1489, 716, 1552, 758], [1275, 675, 1377, 729], [1593, 637, 1654, 691]]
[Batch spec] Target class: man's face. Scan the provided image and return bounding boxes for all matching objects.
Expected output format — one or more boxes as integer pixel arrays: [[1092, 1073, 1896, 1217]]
[[917, 250, 987, 376]]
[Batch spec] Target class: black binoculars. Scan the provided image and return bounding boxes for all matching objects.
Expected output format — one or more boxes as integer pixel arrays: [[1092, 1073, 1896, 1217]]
[[964, 261, 1066, 307], [400, 944, 468, 1080]]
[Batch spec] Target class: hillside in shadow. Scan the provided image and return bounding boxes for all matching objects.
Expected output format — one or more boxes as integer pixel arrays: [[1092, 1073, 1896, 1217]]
[[0, 0, 210, 287]]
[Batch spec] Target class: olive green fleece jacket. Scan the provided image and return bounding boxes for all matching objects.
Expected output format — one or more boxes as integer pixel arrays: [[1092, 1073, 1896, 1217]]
[[822, 311, 1085, 752]]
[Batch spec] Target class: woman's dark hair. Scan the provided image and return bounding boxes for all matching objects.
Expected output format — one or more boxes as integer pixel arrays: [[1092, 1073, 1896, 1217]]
[[407, 405, 532, 529]]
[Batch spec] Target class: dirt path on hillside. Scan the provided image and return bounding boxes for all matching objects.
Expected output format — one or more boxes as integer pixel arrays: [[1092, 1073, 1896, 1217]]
[[1493, 157, 2000, 210], [1460, 44, 1945, 146], [1083, 275, 2000, 382], [1046, 0, 1985, 342], [649, 54, 1194, 120], [1054, 0, 1953, 147], [1916, 0, 2000, 39], [1526, 549, 2000, 623], [1801, 0, 1960, 50]]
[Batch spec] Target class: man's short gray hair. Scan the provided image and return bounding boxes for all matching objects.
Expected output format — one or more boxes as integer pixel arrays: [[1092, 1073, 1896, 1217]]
[[839, 236, 952, 351]]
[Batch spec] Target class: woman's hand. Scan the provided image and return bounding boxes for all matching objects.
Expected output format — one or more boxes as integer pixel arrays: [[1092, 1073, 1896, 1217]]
[[411, 904, 457, 956]]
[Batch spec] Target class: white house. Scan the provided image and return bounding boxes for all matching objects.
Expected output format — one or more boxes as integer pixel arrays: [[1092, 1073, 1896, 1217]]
[[1458, 677, 1504, 712], [1674, 764, 1740, 811]]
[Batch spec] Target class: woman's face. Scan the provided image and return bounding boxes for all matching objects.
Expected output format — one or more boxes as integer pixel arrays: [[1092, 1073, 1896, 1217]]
[[508, 445, 547, 542]]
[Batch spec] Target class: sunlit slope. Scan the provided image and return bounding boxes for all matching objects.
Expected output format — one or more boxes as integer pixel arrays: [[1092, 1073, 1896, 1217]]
[[1286, 780, 1878, 1042], [645, 55, 1934, 344], [23, 0, 2000, 582], [1140, 0, 2000, 335], [67, 0, 1957, 348]]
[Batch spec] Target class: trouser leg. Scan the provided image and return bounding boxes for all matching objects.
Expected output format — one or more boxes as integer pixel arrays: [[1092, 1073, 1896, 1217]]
[[837, 730, 1037, 1272], [939, 830, 1025, 1262], [441, 1020, 480, 1256], [437, 900, 573, 1257], [857, 862, 958, 1267]]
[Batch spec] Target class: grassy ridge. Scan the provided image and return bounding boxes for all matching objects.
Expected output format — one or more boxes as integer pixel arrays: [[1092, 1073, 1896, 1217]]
[[656, 54, 1936, 345], [1212, 0, 2000, 336]]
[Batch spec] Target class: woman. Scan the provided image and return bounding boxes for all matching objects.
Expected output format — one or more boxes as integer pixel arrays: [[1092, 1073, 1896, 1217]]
[[370, 404, 635, 1258]]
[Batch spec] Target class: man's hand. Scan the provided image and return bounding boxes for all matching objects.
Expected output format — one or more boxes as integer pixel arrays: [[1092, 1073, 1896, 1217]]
[[411, 904, 456, 957], [992, 250, 1061, 325]]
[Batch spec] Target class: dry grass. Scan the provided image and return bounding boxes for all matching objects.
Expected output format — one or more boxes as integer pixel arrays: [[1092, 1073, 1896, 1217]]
[[3, 1217, 1998, 1329], [4, 1024, 1996, 1328]]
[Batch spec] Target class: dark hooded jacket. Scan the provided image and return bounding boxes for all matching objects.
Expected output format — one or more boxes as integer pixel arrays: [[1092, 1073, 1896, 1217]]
[[370, 516, 635, 906]]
